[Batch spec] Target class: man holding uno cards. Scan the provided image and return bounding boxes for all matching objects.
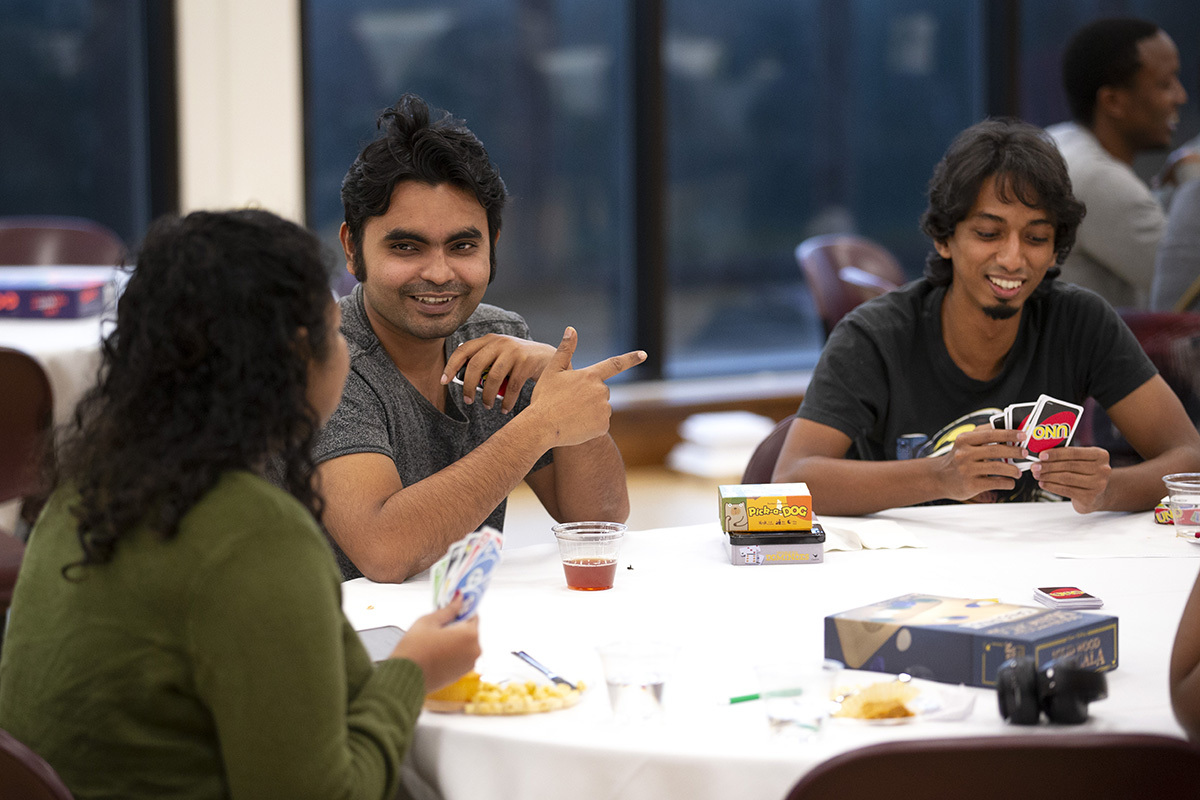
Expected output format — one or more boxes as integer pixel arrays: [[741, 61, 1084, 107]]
[[775, 119, 1200, 515]]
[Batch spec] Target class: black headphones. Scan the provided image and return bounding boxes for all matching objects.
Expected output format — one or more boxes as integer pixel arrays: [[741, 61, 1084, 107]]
[[996, 656, 1108, 725]]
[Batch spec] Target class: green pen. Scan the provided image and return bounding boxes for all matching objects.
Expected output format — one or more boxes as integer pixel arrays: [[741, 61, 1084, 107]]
[[729, 687, 805, 704]]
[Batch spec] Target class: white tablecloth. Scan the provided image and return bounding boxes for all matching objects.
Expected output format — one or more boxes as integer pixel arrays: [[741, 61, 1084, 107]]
[[342, 503, 1200, 800]]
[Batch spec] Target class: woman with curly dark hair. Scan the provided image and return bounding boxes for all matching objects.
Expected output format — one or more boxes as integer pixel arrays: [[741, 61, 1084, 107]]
[[0, 209, 480, 799]]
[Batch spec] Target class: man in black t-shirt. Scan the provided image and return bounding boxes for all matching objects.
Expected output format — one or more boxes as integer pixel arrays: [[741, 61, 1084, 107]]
[[774, 119, 1200, 515]]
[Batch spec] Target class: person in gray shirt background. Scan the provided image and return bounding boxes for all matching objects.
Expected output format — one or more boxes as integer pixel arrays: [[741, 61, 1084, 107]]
[[1047, 17, 1195, 309], [1151, 178, 1200, 312]]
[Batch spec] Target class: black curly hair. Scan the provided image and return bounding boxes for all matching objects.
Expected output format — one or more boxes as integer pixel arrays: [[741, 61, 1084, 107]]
[[341, 93, 507, 283], [920, 118, 1086, 297], [57, 209, 336, 571]]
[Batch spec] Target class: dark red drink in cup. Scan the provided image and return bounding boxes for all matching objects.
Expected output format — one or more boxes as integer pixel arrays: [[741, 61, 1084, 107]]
[[553, 522, 626, 591]]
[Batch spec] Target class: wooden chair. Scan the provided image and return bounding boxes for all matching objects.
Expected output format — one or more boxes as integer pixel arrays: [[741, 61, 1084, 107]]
[[796, 234, 905, 336], [0, 347, 53, 506], [784, 733, 1200, 800], [741, 417, 795, 483], [0, 348, 53, 642], [0, 729, 73, 800], [0, 215, 126, 266]]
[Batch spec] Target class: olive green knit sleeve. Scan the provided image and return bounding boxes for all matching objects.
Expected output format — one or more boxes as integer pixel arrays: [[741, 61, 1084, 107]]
[[186, 486, 425, 800]]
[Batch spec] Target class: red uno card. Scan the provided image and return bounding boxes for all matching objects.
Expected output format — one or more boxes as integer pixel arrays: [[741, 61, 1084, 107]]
[[1022, 394, 1084, 456]]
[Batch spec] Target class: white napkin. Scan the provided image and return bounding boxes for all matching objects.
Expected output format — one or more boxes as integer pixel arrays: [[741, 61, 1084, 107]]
[[822, 519, 927, 551]]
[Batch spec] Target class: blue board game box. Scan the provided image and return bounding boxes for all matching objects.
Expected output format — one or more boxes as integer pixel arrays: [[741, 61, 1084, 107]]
[[0, 266, 120, 319], [825, 593, 1117, 688]]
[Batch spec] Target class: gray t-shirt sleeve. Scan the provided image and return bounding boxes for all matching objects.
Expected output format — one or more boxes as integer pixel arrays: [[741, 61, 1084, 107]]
[[312, 368, 392, 465]]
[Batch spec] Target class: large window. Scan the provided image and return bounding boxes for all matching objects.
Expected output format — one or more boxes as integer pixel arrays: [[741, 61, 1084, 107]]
[[663, 0, 984, 377], [0, 1, 173, 249], [304, 0, 632, 373], [303, 0, 1200, 381]]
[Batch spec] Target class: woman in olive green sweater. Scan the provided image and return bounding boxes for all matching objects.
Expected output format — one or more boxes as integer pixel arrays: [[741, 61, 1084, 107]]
[[0, 209, 480, 799]]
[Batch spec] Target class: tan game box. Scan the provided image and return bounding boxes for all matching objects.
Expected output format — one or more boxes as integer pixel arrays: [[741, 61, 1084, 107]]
[[719, 483, 813, 532]]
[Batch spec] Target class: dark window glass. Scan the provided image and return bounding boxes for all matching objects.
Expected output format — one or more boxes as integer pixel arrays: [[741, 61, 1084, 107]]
[[663, 0, 984, 377], [304, 0, 631, 371], [0, 0, 166, 249]]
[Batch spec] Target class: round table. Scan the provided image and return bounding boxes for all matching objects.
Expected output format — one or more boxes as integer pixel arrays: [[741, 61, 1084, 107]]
[[342, 502, 1199, 800]]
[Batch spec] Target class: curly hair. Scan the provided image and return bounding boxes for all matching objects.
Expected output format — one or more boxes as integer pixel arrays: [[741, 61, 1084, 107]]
[[920, 119, 1086, 297], [56, 209, 336, 571], [1062, 17, 1160, 127], [341, 93, 507, 283]]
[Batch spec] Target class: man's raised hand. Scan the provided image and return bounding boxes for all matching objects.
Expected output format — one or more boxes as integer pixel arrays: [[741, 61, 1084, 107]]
[[530, 327, 647, 448]]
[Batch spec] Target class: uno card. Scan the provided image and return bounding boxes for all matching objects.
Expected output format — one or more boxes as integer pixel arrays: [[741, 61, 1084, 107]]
[[990, 412, 1007, 430], [1033, 586, 1103, 609], [1022, 394, 1084, 457], [432, 527, 503, 620], [452, 531, 502, 620], [1008, 402, 1037, 433]]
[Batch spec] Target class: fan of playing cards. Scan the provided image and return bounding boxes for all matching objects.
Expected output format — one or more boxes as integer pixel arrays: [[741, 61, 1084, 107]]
[[990, 393, 1084, 470], [432, 527, 503, 621]]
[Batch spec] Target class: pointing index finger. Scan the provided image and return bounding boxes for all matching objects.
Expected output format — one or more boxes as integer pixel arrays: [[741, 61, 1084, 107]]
[[583, 350, 648, 382]]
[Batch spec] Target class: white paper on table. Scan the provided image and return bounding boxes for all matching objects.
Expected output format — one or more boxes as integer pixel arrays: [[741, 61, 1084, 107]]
[[822, 519, 927, 551]]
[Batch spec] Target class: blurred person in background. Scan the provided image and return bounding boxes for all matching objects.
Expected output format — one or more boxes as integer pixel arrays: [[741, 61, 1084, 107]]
[[1047, 17, 1195, 309]]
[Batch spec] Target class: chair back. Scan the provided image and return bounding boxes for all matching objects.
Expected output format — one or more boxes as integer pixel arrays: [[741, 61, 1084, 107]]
[[0, 729, 74, 800], [741, 417, 795, 483], [0, 348, 54, 504], [0, 216, 126, 266], [1082, 310, 1200, 460], [784, 733, 1200, 800], [796, 234, 904, 336]]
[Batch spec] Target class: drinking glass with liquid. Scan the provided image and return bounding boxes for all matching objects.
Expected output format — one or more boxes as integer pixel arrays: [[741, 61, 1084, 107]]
[[553, 522, 626, 590], [598, 641, 679, 723]]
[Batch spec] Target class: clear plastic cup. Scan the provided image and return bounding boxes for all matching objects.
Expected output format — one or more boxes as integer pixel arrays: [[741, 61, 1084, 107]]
[[552, 522, 626, 590], [754, 658, 843, 739], [1164, 473, 1200, 540], [598, 640, 678, 722]]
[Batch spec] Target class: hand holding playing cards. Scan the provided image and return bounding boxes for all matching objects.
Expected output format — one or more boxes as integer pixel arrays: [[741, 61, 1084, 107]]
[[390, 596, 482, 694], [933, 426, 1026, 501], [1030, 446, 1113, 513], [442, 334, 557, 413]]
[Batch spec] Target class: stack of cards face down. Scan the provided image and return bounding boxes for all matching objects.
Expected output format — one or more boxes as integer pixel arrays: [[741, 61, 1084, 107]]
[[990, 393, 1085, 470], [432, 527, 503, 621], [1033, 586, 1104, 609]]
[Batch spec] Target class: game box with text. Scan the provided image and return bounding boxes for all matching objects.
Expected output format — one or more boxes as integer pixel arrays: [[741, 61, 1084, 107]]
[[824, 593, 1117, 688], [718, 482, 812, 532], [0, 266, 120, 319]]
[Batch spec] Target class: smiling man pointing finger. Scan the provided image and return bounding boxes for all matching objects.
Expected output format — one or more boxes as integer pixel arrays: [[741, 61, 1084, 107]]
[[314, 94, 645, 583]]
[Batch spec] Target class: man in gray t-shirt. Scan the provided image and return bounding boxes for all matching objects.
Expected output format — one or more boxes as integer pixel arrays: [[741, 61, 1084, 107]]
[[315, 94, 645, 583]]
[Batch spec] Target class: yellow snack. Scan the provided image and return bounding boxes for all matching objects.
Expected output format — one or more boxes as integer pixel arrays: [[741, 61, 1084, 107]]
[[833, 680, 919, 720], [425, 671, 481, 704], [461, 679, 586, 716]]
